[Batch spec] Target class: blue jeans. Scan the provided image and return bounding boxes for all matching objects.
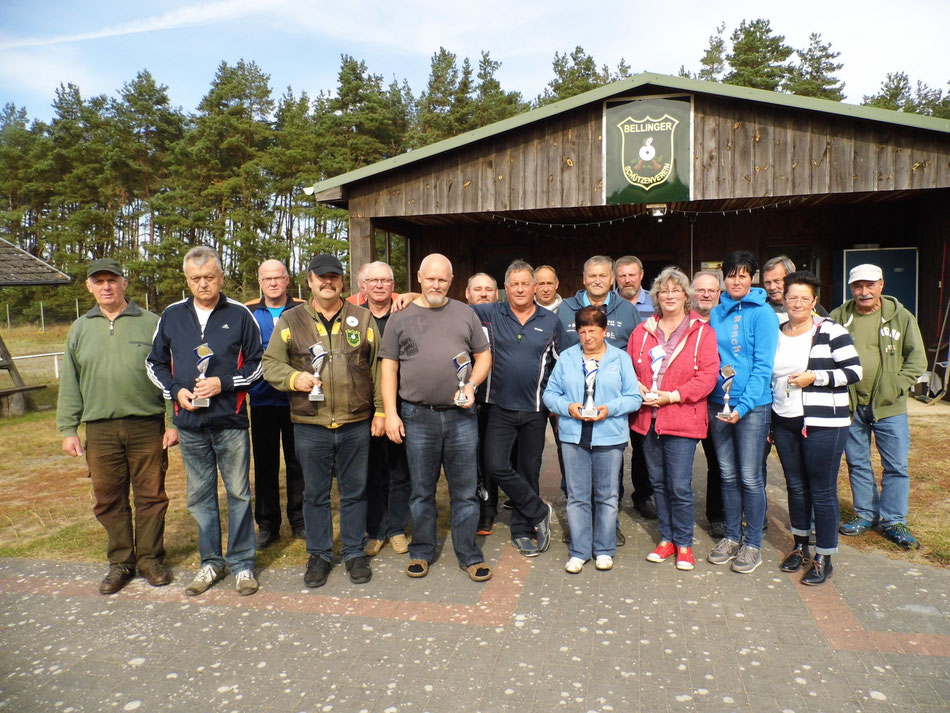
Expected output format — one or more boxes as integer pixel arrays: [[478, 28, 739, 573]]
[[708, 403, 770, 548], [178, 427, 255, 573], [401, 402, 484, 567], [772, 415, 847, 555], [844, 405, 911, 526], [561, 443, 624, 560], [640, 423, 698, 547], [294, 420, 370, 563]]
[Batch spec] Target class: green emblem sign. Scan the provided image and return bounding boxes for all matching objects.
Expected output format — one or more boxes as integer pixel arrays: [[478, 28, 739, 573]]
[[344, 328, 361, 348], [605, 96, 691, 205]]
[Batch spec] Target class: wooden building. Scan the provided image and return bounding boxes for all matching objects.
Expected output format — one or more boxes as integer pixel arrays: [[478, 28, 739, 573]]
[[303, 73, 950, 352]]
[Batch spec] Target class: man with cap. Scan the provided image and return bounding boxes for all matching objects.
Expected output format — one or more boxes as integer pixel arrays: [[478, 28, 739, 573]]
[[246, 260, 305, 549], [58, 258, 178, 595], [831, 264, 927, 549], [262, 253, 383, 587], [147, 246, 264, 596]]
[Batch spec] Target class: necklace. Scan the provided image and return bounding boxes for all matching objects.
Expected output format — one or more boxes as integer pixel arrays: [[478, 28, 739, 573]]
[[783, 320, 814, 337]]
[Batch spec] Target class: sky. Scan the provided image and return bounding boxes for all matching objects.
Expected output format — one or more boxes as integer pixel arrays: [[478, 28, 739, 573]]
[[1, 0, 948, 124]]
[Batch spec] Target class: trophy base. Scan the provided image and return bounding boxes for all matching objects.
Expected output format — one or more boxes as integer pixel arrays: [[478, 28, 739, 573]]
[[309, 393, 325, 402], [193, 397, 210, 408], [716, 410, 732, 419], [644, 392, 659, 401], [580, 408, 598, 419], [453, 396, 469, 406]]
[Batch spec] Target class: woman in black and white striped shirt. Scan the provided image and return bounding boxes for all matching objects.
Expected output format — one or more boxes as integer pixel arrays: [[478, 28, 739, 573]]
[[770, 272, 862, 585]]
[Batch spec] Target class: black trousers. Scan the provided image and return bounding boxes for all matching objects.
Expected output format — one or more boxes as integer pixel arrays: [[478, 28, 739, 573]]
[[701, 435, 724, 522], [485, 406, 548, 539], [250, 404, 304, 532], [619, 430, 654, 504]]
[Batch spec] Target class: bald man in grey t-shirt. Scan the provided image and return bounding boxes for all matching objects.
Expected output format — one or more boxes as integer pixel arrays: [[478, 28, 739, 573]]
[[380, 253, 493, 582]]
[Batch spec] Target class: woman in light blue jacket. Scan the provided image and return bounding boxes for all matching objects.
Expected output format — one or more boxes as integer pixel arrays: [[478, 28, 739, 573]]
[[543, 306, 641, 574]]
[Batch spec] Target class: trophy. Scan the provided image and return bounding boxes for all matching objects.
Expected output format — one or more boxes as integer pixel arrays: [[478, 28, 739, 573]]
[[717, 365, 737, 418], [645, 345, 665, 401], [192, 343, 214, 408], [453, 352, 472, 406], [308, 343, 327, 401], [580, 358, 599, 419]]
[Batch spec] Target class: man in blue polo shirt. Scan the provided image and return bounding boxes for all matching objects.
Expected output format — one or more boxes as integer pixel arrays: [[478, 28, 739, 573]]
[[474, 260, 566, 556]]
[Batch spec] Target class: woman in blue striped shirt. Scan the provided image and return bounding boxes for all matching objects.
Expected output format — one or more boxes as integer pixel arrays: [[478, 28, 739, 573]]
[[770, 272, 862, 585]]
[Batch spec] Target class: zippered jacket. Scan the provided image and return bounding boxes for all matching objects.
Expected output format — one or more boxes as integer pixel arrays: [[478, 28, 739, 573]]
[[146, 293, 263, 430], [780, 316, 862, 429], [628, 311, 719, 439], [245, 295, 304, 407], [57, 301, 169, 437], [709, 287, 779, 418], [543, 343, 642, 446], [829, 296, 926, 420], [262, 300, 382, 427], [557, 290, 642, 349]]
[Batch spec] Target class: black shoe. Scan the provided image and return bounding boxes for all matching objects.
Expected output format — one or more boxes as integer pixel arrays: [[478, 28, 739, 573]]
[[99, 564, 135, 595], [801, 554, 832, 586], [512, 536, 540, 557], [534, 503, 553, 553], [304, 556, 332, 588], [633, 499, 658, 520], [346, 556, 372, 584], [256, 529, 279, 549], [709, 520, 726, 539], [779, 547, 808, 573], [292, 526, 306, 540], [615, 526, 626, 547], [500, 499, 513, 511]]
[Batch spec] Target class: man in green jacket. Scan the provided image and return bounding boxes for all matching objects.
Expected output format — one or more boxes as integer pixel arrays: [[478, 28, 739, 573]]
[[262, 254, 384, 588], [830, 264, 927, 549], [57, 258, 178, 594]]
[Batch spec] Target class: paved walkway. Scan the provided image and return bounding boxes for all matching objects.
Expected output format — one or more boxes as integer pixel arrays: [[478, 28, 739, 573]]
[[2, 426, 949, 713]]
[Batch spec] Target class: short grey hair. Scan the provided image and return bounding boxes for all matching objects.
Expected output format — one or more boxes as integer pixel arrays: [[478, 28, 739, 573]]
[[692, 269, 724, 290], [504, 260, 535, 285], [467, 272, 497, 290], [359, 261, 394, 282], [614, 255, 643, 275], [183, 246, 223, 273], [649, 266, 694, 316], [583, 255, 614, 274], [763, 255, 795, 276]]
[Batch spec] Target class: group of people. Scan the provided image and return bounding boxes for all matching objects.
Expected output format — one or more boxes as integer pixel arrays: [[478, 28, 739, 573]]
[[56, 245, 926, 597]]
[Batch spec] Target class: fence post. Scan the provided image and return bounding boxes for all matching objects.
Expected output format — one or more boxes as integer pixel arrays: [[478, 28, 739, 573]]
[[40, 302, 46, 332], [75, 298, 80, 319], [54, 354, 60, 379], [5, 303, 9, 330]]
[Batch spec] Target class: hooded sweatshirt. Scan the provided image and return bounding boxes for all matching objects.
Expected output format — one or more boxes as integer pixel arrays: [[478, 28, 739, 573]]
[[709, 286, 779, 418], [557, 290, 642, 350]]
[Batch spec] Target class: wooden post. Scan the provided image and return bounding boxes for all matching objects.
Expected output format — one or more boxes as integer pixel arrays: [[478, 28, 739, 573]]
[[75, 298, 80, 319], [40, 302, 45, 332], [5, 304, 9, 330], [348, 217, 373, 295]]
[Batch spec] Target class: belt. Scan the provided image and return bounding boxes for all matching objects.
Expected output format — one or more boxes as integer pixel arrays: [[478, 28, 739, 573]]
[[404, 400, 455, 411]]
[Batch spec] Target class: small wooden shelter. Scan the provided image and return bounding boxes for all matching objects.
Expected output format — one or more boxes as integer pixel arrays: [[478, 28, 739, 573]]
[[303, 73, 950, 352]]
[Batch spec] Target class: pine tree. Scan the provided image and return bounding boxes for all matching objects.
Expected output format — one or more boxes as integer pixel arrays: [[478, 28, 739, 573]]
[[537, 46, 609, 106], [698, 23, 727, 82], [472, 52, 527, 127], [783, 33, 845, 100], [863, 72, 950, 117], [724, 19, 793, 91]]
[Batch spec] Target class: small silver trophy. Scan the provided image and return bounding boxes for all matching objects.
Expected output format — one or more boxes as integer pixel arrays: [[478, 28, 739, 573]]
[[192, 343, 214, 408], [717, 365, 737, 418], [453, 352, 472, 406], [308, 343, 327, 402], [580, 358, 599, 419], [645, 345, 665, 401]]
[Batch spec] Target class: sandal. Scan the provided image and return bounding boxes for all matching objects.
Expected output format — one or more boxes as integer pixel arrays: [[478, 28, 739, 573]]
[[406, 559, 428, 578], [462, 562, 492, 582]]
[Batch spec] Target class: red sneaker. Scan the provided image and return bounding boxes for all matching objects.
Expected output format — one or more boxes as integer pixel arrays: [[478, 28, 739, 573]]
[[646, 541, 676, 563], [676, 546, 695, 571]]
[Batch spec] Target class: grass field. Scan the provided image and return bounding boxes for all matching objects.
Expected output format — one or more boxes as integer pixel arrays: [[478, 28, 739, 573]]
[[1, 323, 947, 569]]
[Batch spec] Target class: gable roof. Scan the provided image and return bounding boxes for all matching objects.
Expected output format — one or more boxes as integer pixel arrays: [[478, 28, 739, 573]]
[[0, 238, 72, 286], [303, 72, 950, 201]]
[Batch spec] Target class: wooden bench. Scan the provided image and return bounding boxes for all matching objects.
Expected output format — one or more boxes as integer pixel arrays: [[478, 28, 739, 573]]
[[0, 384, 46, 417]]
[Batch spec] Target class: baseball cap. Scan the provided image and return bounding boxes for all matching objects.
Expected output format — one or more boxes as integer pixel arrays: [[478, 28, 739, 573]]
[[848, 264, 883, 284], [308, 254, 344, 275], [87, 258, 124, 278]]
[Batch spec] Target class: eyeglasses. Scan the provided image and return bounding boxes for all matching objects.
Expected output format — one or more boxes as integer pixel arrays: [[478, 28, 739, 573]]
[[259, 276, 288, 283], [695, 289, 720, 295], [658, 289, 684, 296], [785, 296, 815, 305], [365, 278, 394, 286]]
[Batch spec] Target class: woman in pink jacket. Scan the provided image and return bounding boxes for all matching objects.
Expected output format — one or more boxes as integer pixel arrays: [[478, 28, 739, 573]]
[[628, 266, 720, 570]]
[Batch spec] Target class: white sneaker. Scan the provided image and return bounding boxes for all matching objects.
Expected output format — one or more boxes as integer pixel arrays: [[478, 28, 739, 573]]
[[235, 569, 259, 596], [564, 557, 586, 574], [595, 555, 613, 571], [184, 564, 224, 596]]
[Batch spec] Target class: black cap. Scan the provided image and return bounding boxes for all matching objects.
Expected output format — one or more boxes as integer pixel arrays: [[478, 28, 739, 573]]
[[308, 254, 344, 276], [87, 258, 123, 278]]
